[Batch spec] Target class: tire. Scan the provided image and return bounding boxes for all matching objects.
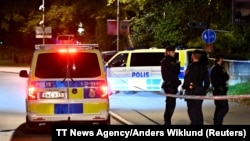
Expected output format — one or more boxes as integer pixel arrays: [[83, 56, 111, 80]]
[[123, 91, 137, 94], [26, 116, 38, 129], [99, 115, 111, 125]]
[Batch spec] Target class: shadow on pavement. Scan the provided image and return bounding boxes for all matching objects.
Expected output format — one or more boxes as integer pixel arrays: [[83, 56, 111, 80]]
[[10, 122, 51, 141]]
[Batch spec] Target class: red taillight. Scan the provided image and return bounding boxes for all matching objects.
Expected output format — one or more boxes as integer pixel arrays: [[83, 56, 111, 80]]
[[100, 85, 108, 98], [28, 86, 37, 100]]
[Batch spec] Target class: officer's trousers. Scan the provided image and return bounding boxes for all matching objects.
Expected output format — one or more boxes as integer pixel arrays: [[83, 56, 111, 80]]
[[164, 96, 176, 125], [186, 99, 204, 125], [213, 88, 229, 125], [214, 99, 229, 125]]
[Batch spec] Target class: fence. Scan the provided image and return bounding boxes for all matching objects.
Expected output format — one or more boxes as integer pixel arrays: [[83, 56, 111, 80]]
[[224, 59, 250, 85]]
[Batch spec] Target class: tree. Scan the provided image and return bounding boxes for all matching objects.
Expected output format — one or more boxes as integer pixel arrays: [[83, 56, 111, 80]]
[[1, 0, 250, 58], [0, 0, 39, 48]]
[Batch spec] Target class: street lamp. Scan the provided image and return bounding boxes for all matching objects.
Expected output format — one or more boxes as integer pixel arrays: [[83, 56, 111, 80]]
[[39, 0, 45, 44], [78, 22, 85, 35]]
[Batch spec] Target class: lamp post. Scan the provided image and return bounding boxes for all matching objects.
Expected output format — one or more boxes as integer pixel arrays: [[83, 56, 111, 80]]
[[116, 0, 119, 52], [39, 0, 45, 44]]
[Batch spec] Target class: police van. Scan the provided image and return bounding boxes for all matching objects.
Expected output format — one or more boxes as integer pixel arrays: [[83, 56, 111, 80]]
[[19, 44, 110, 128], [105, 47, 208, 93]]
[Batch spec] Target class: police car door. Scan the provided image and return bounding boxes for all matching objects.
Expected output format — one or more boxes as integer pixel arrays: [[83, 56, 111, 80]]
[[106, 52, 129, 92], [128, 52, 165, 91]]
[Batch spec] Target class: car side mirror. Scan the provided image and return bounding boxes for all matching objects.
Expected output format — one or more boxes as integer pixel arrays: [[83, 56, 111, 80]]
[[19, 70, 28, 78]]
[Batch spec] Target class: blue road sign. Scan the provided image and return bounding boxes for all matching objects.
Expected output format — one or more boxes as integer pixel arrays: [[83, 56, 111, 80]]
[[201, 29, 216, 44]]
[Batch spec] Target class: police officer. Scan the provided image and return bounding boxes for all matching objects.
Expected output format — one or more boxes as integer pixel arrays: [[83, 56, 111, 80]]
[[210, 54, 229, 125], [161, 45, 181, 125], [181, 50, 210, 125]]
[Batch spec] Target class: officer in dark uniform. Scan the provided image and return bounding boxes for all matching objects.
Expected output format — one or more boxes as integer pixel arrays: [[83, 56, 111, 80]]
[[181, 50, 210, 125], [210, 54, 229, 125], [161, 45, 181, 125]]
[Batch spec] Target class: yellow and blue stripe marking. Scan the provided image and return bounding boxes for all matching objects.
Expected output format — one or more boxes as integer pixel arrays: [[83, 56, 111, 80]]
[[27, 80, 108, 115], [30, 80, 105, 88]]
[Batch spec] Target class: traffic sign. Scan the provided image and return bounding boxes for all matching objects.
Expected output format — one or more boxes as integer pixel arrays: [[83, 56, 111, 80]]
[[187, 22, 208, 28], [201, 29, 216, 44], [35, 26, 52, 38]]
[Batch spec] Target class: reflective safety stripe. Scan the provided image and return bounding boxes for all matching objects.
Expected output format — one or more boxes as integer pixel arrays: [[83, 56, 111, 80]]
[[54, 103, 83, 114], [108, 77, 162, 91], [27, 102, 108, 115], [28, 103, 54, 115], [27, 80, 108, 116], [30, 80, 105, 88], [179, 67, 185, 79], [69, 88, 84, 99], [178, 50, 186, 67], [67, 88, 104, 99], [108, 66, 185, 92], [84, 102, 108, 113]]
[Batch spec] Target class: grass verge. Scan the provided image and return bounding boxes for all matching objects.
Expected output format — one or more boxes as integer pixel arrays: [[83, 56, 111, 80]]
[[228, 82, 250, 105]]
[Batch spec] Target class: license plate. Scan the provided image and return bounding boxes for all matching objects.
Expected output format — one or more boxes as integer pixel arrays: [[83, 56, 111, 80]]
[[40, 91, 65, 99]]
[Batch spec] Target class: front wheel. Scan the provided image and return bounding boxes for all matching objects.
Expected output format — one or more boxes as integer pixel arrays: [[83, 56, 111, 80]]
[[26, 116, 38, 129], [100, 115, 111, 125], [123, 91, 137, 94]]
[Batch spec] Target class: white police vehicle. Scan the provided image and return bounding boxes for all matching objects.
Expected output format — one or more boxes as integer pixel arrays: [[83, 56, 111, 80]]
[[105, 47, 208, 94]]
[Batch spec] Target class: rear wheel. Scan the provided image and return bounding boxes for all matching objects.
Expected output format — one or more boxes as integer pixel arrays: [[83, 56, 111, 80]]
[[25, 116, 49, 129], [99, 115, 111, 125], [123, 91, 137, 94], [25, 116, 47, 133], [26, 116, 38, 129]]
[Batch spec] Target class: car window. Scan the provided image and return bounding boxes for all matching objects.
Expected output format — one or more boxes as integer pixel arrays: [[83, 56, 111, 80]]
[[130, 52, 165, 66], [109, 53, 128, 67], [35, 52, 101, 78], [175, 52, 179, 62], [101, 51, 117, 63]]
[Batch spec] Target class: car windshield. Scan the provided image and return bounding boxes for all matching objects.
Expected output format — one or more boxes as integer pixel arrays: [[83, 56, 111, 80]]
[[35, 52, 101, 78], [101, 51, 116, 63]]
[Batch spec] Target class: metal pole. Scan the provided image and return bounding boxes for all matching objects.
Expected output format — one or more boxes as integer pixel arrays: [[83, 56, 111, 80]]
[[116, 0, 119, 52], [42, 0, 45, 44]]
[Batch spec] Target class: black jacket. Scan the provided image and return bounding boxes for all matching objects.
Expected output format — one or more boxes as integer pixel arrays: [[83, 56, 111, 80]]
[[182, 62, 210, 93], [210, 63, 229, 89], [161, 55, 180, 85]]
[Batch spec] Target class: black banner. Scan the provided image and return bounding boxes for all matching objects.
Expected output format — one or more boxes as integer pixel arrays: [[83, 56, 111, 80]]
[[52, 125, 250, 141]]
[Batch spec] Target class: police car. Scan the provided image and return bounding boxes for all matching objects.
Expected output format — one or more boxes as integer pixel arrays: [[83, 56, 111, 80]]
[[105, 47, 208, 93], [19, 44, 110, 128], [101, 50, 117, 64]]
